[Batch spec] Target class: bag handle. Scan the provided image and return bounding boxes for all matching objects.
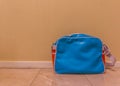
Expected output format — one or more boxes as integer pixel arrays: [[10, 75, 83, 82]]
[[103, 44, 116, 66]]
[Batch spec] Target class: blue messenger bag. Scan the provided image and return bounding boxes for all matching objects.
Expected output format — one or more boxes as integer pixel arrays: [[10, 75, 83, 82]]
[[52, 34, 115, 74]]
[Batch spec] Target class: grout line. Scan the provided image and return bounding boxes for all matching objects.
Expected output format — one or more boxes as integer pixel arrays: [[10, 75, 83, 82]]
[[29, 69, 41, 86], [84, 75, 93, 86]]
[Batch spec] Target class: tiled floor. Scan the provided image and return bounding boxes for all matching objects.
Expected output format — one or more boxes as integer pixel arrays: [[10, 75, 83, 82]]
[[0, 67, 120, 86]]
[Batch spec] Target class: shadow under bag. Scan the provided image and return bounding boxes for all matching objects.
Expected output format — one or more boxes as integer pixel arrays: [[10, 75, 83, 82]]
[[52, 34, 115, 74]]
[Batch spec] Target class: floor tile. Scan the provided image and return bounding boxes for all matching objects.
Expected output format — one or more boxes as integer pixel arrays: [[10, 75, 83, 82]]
[[0, 68, 120, 86], [85, 67, 120, 86], [31, 68, 91, 86], [0, 69, 39, 86]]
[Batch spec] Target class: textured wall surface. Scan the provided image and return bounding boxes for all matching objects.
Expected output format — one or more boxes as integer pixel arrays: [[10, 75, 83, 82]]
[[0, 0, 120, 61]]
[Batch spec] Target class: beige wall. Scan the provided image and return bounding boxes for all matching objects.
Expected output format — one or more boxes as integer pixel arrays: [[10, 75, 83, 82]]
[[0, 0, 120, 61]]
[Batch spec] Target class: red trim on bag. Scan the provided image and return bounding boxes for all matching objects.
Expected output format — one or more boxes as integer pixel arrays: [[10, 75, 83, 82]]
[[102, 54, 106, 64], [51, 45, 56, 66]]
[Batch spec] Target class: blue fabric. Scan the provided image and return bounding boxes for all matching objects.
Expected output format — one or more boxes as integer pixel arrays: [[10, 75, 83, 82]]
[[54, 34, 105, 74]]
